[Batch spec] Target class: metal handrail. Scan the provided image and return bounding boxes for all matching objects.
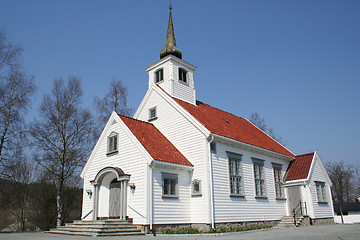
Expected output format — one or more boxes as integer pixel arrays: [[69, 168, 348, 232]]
[[82, 209, 93, 220], [293, 201, 303, 225], [292, 201, 307, 225]]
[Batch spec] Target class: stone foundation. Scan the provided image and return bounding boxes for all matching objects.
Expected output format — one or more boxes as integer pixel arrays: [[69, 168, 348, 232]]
[[310, 217, 334, 225], [214, 220, 278, 231], [140, 220, 278, 234]]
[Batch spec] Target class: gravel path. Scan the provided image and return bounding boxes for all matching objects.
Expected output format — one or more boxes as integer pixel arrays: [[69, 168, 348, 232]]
[[0, 224, 359, 240]]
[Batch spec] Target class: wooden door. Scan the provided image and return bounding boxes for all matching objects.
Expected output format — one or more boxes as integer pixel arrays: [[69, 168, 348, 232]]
[[109, 180, 121, 218], [287, 186, 301, 216]]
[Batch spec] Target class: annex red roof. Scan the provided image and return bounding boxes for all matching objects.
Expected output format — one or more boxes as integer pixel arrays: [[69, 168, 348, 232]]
[[173, 98, 294, 157], [284, 152, 315, 181], [119, 115, 193, 167]]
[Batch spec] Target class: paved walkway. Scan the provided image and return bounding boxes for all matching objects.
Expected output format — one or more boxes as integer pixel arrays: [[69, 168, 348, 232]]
[[0, 224, 359, 240]]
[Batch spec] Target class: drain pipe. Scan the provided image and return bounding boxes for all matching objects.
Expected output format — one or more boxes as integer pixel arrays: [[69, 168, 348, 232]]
[[149, 162, 155, 234], [207, 134, 215, 231]]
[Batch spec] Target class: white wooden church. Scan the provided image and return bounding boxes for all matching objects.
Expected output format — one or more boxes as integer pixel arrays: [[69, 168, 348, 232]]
[[80, 10, 334, 232]]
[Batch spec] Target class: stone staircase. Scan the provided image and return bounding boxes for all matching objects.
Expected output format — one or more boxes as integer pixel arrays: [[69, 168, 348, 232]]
[[47, 219, 144, 236], [277, 216, 305, 228]]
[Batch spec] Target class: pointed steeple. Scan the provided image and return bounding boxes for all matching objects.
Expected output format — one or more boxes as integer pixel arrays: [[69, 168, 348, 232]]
[[160, 9, 182, 59]]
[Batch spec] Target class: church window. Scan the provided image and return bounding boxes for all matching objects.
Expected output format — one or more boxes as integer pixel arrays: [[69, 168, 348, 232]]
[[162, 173, 178, 198], [191, 179, 202, 196], [316, 181, 327, 203], [272, 164, 285, 199], [107, 132, 118, 154], [155, 69, 164, 83], [178, 68, 187, 83], [253, 158, 266, 198], [148, 107, 157, 121], [228, 152, 243, 196]]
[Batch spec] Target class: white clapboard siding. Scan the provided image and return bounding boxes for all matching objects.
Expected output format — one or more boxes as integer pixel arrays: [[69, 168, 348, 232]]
[[212, 141, 290, 222], [152, 167, 192, 224], [135, 89, 209, 223], [81, 119, 148, 224], [147, 57, 196, 105], [307, 157, 334, 219], [149, 61, 172, 94], [171, 61, 196, 105]]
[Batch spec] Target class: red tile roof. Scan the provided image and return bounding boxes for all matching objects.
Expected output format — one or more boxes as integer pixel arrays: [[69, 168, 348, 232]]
[[119, 115, 193, 167], [173, 98, 294, 157], [284, 152, 315, 181]]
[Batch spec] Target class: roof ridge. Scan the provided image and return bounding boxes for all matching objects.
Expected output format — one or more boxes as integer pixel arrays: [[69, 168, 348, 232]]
[[296, 152, 315, 157]]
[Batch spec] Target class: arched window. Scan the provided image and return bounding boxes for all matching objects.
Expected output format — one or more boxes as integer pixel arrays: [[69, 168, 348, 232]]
[[155, 69, 164, 83], [178, 68, 187, 83]]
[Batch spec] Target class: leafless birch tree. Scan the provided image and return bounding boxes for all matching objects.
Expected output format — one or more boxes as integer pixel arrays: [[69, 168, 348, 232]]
[[249, 112, 285, 145], [30, 77, 96, 227], [0, 30, 35, 168], [325, 160, 356, 203], [94, 79, 133, 125]]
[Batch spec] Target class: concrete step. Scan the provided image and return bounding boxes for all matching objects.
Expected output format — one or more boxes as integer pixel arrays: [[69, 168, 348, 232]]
[[278, 216, 305, 228], [47, 230, 144, 237], [46, 219, 144, 236], [58, 225, 138, 230], [56, 227, 140, 232], [65, 223, 133, 228]]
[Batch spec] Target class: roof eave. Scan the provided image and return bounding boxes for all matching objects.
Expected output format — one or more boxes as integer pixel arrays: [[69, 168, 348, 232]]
[[213, 133, 295, 161], [152, 159, 194, 170], [283, 179, 308, 186], [145, 54, 197, 72]]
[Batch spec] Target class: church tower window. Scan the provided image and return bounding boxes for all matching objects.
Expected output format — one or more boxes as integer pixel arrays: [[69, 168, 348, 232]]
[[179, 68, 187, 83], [155, 69, 164, 83]]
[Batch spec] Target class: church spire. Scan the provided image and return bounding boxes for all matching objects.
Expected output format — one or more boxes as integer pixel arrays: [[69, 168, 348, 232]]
[[160, 6, 182, 59]]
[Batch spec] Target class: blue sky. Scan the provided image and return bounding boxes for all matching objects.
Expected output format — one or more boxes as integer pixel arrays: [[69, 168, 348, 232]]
[[1, 0, 359, 166]]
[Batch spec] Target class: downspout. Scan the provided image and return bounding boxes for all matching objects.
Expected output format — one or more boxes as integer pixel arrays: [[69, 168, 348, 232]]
[[207, 134, 215, 231], [148, 161, 155, 234]]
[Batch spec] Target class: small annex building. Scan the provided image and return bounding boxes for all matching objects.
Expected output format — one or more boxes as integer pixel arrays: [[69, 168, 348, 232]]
[[80, 10, 334, 231], [334, 202, 360, 224]]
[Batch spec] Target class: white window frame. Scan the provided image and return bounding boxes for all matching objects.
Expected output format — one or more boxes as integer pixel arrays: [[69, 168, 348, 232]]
[[272, 163, 285, 199], [162, 172, 178, 198], [227, 152, 244, 197], [191, 179, 202, 196], [155, 68, 164, 83], [148, 106, 157, 121], [315, 181, 327, 203], [178, 67, 188, 84], [253, 158, 266, 198], [107, 131, 118, 154]]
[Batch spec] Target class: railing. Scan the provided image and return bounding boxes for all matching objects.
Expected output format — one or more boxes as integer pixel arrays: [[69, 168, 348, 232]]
[[128, 205, 147, 219], [82, 209, 93, 220], [292, 201, 307, 225]]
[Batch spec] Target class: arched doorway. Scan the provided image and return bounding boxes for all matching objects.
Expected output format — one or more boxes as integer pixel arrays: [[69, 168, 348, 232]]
[[90, 167, 130, 220]]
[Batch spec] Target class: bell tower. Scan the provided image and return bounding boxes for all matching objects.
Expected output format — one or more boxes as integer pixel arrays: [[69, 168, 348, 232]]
[[145, 7, 197, 105]]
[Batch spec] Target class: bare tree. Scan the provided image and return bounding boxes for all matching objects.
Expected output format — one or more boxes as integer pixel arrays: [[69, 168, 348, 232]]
[[0, 31, 35, 168], [325, 160, 356, 203], [0, 30, 22, 71], [30, 77, 96, 227], [94, 79, 133, 125], [249, 112, 285, 145]]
